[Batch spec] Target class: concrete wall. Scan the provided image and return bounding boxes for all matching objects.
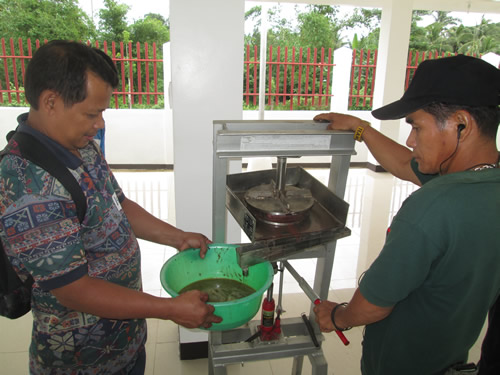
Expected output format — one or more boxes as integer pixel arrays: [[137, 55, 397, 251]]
[[0, 107, 173, 166]]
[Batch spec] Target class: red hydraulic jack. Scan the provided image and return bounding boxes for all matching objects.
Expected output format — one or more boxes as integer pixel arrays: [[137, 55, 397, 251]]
[[245, 283, 281, 342]]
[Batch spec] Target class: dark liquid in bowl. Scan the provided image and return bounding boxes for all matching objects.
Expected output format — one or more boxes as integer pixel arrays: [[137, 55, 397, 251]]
[[179, 278, 256, 302]]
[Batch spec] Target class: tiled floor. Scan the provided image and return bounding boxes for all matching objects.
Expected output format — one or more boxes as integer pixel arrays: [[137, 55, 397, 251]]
[[0, 168, 487, 374]]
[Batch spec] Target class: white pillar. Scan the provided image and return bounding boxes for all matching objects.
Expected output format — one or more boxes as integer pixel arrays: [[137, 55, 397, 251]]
[[170, 0, 244, 236], [371, 0, 413, 166], [330, 47, 353, 113], [170, 0, 245, 350]]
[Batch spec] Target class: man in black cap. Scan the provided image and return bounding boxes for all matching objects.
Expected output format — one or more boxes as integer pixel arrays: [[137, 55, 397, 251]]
[[313, 55, 500, 375]]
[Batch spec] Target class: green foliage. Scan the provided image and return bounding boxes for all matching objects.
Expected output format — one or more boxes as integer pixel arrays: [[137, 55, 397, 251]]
[[297, 11, 338, 50], [0, 0, 96, 40], [98, 0, 130, 41], [1, 2, 499, 112], [129, 15, 169, 44], [1, 82, 27, 107], [0, 0, 170, 109]]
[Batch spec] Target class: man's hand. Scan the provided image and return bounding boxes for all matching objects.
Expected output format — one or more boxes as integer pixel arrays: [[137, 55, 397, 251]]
[[313, 300, 338, 333], [168, 290, 222, 329], [314, 112, 367, 132], [177, 231, 212, 258]]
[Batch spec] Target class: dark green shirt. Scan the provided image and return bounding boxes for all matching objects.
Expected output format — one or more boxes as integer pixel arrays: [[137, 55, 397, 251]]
[[359, 162, 500, 375]]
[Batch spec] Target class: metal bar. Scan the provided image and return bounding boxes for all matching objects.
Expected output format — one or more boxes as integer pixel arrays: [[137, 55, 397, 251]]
[[318, 48, 325, 107], [2, 38, 11, 103], [292, 356, 304, 375], [153, 42, 159, 105], [349, 49, 356, 107], [298, 47, 303, 106], [283, 46, 288, 106], [253, 45, 258, 106], [276, 156, 287, 193], [283, 261, 319, 304], [311, 47, 317, 107], [268, 45, 273, 107], [245, 44, 250, 105], [145, 42, 150, 105], [119, 42, 127, 105], [325, 48, 333, 108], [275, 46, 280, 107], [136, 42, 142, 105], [128, 42, 134, 106], [305, 48, 311, 106], [290, 47, 295, 110]]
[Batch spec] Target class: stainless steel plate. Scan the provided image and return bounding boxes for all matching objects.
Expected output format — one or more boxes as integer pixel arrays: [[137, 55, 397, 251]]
[[244, 183, 314, 225]]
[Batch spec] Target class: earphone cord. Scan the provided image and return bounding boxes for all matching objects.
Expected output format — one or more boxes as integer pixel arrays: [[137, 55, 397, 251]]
[[439, 136, 460, 175]]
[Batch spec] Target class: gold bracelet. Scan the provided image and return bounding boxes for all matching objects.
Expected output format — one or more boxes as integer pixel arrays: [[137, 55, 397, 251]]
[[354, 126, 365, 142]]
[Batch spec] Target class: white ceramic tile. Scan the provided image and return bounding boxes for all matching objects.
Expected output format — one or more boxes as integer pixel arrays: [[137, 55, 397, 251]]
[[0, 313, 32, 352], [156, 319, 180, 344], [0, 351, 30, 375]]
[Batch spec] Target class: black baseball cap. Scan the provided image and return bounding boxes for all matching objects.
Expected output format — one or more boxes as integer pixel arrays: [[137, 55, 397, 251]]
[[371, 54, 500, 120]]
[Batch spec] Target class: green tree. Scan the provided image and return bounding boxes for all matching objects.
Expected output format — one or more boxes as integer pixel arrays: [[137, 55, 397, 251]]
[[452, 18, 500, 55], [347, 8, 381, 50], [0, 0, 96, 40], [98, 0, 130, 41], [129, 14, 169, 44], [297, 9, 341, 50]]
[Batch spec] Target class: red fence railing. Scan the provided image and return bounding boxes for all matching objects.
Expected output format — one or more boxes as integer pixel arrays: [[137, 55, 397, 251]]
[[349, 49, 377, 109], [0, 38, 163, 108], [244, 44, 334, 110], [0, 38, 485, 111]]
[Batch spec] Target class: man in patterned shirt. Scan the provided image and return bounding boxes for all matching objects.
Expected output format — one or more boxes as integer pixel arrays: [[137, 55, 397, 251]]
[[0, 40, 221, 374]]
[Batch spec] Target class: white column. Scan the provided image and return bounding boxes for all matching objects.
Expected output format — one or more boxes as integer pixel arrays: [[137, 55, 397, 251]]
[[170, 0, 245, 348], [371, 0, 413, 166], [170, 0, 244, 236], [330, 46, 353, 113]]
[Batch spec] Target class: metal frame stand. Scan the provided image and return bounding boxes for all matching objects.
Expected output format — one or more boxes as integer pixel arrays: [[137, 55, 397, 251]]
[[211, 120, 355, 375]]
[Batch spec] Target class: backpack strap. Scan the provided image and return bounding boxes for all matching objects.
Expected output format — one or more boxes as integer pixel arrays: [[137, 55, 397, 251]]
[[7, 131, 87, 223], [1, 131, 88, 318]]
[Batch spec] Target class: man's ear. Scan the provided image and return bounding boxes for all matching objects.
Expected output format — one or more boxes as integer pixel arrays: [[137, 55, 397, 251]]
[[39, 90, 59, 114], [451, 110, 473, 141]]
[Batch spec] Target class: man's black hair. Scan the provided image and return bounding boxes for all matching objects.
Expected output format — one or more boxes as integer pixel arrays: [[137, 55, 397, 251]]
[[422, 103, 499, 139], [25, 40, 119, 110]]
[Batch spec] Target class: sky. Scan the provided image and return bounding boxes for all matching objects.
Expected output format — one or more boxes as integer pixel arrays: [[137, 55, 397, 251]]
[[78, 0, 500, 35]]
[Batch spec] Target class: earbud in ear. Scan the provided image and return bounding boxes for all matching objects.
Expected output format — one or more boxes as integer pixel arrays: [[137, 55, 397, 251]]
[[457, 124, 465, 139]]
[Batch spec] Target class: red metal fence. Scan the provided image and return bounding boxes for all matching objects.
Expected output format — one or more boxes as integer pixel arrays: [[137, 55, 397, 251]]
[[0, 38, 163, 108], [348, 49, 377, 109], [0, 38, 483, 110], [244, 44, 334, 110]]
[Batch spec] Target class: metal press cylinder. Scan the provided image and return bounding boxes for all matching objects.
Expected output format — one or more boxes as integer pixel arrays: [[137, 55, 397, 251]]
[[276, 157, 287, 193]]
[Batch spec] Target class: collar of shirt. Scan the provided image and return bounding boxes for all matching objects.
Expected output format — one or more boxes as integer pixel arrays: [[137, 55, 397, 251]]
[[16, 113, 83, 170]]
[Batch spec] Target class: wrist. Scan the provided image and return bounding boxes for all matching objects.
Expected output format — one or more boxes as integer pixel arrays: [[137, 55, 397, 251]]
[[330, 302, 352, 331], [353, 121, 371, 142]]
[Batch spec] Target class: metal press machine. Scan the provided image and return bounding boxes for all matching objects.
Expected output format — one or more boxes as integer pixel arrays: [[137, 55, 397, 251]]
[[210, 120, 356, 374]]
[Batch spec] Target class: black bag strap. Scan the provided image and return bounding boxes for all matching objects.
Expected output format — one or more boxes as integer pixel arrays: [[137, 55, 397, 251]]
[[7, 131, 87, 223], [0, 243, 35, 288], [1, 131, 87, 318]]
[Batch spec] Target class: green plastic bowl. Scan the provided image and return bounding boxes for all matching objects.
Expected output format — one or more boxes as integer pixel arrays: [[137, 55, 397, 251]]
[[160, 244, 273, 331]]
